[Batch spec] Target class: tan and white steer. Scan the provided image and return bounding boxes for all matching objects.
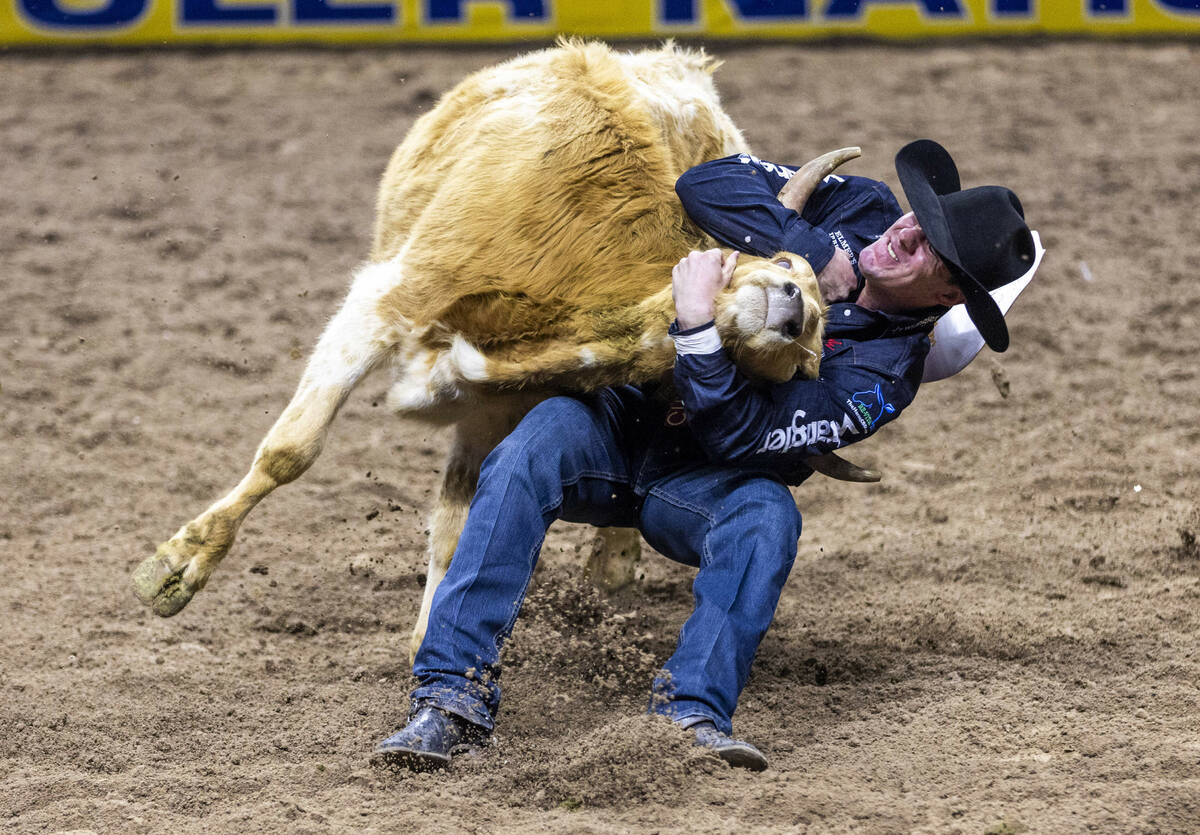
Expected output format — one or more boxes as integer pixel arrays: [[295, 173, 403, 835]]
[[131, 39, 862, 659]]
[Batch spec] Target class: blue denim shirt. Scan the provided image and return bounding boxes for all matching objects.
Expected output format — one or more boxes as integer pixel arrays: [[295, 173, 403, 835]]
[[674, 152, 903, 283], [619, 154, 944, 489]]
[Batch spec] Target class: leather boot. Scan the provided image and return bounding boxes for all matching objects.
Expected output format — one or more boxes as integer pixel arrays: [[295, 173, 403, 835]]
[[690, 720, 768, 771], [372, 705, 490, 771]]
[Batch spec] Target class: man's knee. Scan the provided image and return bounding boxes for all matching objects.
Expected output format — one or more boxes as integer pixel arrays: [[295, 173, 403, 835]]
[[722, 479, 802, 558]]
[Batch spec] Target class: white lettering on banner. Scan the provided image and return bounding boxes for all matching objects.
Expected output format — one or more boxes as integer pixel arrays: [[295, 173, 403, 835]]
[[756, 409, 861, 455]]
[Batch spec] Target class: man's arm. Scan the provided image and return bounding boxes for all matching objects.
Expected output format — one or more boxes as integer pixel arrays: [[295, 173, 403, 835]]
[[675, 154, 840, 275], [670, 248, 916, 470], [675, 154, 878, 302], [672, 350, 915, 467]]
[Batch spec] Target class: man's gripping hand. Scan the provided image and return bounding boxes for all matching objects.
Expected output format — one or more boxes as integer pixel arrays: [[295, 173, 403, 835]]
[[672, 249, 738, 330], [816, 248, 858, 304]]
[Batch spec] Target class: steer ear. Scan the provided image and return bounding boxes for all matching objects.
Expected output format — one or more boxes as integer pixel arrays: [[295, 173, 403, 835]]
[[806, 452, 881, 483]]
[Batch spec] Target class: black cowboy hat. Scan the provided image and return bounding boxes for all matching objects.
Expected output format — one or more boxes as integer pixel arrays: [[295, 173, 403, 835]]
[[895, 139, 1036, 352]]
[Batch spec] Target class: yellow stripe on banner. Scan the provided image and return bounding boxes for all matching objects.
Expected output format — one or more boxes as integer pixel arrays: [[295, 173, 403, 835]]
[[1, 0, 1199, 46]]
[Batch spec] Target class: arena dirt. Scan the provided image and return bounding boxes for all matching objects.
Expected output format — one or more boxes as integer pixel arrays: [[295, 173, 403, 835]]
[[2, 41, 1198, 833]]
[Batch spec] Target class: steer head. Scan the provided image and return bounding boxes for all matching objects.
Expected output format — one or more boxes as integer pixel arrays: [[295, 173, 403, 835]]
[[709, 145, 865, 384], [716, 252, 825, 382]]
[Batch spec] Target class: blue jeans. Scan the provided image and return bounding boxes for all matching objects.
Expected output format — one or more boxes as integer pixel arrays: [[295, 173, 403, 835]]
[[410, 395, 801, 735]]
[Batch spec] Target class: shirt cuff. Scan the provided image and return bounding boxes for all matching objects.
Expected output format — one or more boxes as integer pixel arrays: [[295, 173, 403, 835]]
[[669, 320, 722, 355]]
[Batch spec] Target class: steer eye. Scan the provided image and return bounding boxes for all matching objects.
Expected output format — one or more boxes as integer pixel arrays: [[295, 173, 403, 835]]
[[774, 258, 792, 270]]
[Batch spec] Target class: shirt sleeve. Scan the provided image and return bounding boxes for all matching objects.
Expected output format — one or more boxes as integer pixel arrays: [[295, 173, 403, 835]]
[[675, 154, 838, 275], [672, 348, 917, 470]]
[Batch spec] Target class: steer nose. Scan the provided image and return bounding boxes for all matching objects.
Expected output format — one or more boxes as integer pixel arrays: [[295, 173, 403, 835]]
[[764, 282, 807, 339]]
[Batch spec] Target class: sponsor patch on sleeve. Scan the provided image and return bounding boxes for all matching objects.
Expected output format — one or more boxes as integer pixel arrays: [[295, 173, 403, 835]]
[[756, 408, 862, 455], [848, 383, 895, 432]]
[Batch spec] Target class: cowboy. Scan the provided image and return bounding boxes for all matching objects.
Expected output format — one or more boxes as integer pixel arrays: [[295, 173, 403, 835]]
[[372, 139, 1037, 772]]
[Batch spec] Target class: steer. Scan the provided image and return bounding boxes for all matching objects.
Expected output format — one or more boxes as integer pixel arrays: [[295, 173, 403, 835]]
[[131, 39, 864, 658]]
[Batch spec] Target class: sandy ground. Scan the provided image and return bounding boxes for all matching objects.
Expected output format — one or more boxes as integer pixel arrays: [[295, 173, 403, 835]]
[[2, 40, 1199, 833]]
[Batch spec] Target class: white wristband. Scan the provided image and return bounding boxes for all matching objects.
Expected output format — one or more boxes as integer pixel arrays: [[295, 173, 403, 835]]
[[671, 323, 723, 355]]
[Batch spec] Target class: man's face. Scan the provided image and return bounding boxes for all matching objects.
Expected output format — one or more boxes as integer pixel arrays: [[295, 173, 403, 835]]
[[858, 213, 963, 309]]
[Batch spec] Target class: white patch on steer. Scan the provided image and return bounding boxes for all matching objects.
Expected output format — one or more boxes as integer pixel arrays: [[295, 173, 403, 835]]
[[578, 347, 597, 367], [733, 284, 768, 334], [302, 258, 406, 388], [387, 350, 447, 411], [449, 335, 490, 382]]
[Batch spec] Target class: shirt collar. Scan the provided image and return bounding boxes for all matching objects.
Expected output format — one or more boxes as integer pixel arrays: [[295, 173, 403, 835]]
[[825, 302, 945, 340]]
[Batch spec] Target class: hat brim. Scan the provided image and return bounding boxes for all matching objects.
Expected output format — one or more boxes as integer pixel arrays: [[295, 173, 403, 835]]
[[895, 139, 963, 269], [958, 278, 1010, 353]]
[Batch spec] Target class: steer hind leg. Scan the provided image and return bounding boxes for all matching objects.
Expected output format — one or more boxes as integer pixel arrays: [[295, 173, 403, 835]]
[[408, 400, 531, 663], [132, 261, 402, 616]]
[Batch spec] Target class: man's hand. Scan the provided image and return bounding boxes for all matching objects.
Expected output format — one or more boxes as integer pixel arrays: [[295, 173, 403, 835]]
[[816, 249, 858, 304], [673, 249, 738, 330]]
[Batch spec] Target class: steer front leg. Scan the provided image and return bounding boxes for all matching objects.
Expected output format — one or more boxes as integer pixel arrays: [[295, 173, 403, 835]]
[[132, 260, 402, 616]]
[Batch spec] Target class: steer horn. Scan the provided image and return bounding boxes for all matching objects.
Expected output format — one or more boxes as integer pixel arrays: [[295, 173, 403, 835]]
[[780, 147, 876, 485], [805, 451, 881, 483], [777, 146, 862, 212]]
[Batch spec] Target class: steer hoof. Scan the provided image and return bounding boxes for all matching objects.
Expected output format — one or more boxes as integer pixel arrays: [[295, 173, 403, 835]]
[[131, 551, 197, 617]]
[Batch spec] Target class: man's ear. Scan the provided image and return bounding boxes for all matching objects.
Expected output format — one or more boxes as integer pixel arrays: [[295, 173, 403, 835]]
[[937, 286, 967, 307]]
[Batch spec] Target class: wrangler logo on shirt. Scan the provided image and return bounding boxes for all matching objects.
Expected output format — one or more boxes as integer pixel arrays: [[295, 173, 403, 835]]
[[755, 408, 862, 454]]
